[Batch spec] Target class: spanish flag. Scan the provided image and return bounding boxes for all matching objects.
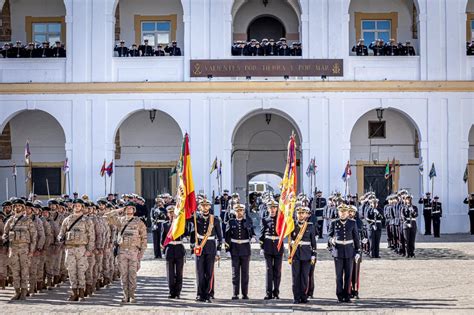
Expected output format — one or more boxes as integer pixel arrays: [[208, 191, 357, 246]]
[[276, 134, 298, 250], [163, 133, 197, 246]]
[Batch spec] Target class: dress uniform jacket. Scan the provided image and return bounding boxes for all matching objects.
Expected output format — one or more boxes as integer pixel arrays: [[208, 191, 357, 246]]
[[259, 215, 283, 255], [352, 44, 369, 56], [464, 197, 474, 235], [225, 218, 254, 257], [290, 221, 317, 261], [328, 219, 360, 258], [114, 46, 129, 57], [138, 45, 153, 56], [161, 222, 187, 260], [190, 213, 223, 254], [165, 46, 182, 56]]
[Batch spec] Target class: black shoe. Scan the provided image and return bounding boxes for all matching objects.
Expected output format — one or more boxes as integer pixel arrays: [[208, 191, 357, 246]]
[[264, 294, 272, 300], [242, 295, 249, 300], [273, 294, 280, 300], [337, 298, 344, 303], [293, 300, 300, 304], [300, 298, 308, 304], [175, 295, 180, 299], [344, 297, 352, 303], [206, 298, 212, 303], [232, 295, 239, 300], [168, 294, 174, 299]]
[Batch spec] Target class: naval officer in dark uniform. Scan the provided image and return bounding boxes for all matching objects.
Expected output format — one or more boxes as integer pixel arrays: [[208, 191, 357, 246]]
[[190, 199, 222, 303], [311, 190, 326, 238], [161, 205, 187, 298], [463, 193, 474, 234], [365, 198, 383, 258], [418, 192, 432, 235], [328, 204, 361, 303], [289, 204, 317, 304], [225, 203, 255, 300], [259, 199, 283, 300]]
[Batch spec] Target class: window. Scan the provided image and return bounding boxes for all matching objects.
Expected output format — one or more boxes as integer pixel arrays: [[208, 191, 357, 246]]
[[141, 21, 171, 46], [354, 12, 398, 44], [31, 165, 63, 196], [134, 15, 177, 46], [32, 22, 61, 45], [471, 20, 474, 42], [361, 20, 391, 44], [25, 16, 66, 45], [368, 121, 386, 139]]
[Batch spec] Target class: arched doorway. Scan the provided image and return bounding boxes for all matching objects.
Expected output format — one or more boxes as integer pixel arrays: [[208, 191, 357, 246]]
[[349, 108, 422, 204], [113, 109, 182, 212], [0, 110, 66, 200], [468, 126, 474, 193], [232, 111, 302, 203], [232, 0, 300, 42], [247, 15, 286, 41]]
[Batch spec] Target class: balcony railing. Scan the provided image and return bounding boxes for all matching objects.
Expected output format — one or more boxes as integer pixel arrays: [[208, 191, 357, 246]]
[[112, 57, 184, 82], [345, 56, 420, 81], [0, 58, 66, 83]]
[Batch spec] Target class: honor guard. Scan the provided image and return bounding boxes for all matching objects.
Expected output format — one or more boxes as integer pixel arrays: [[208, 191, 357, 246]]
[[418, 192, 432, 235], [225, 203, 255, 300], [150, 198, 167, 259], [165, 41, 182, 56], [401, 195, 418, 258], [365, 198, 383, 258], [328, 204, 361, 303], [114, 40, 129, 57], [431, 196, 442, 238], [463, 193, 474, 234], [352, 39, 369, 56], [139, 39, 154, 56], [2, 198, 38, 301], [190, 199, 223, 303], [161, 205, 187, 299], [384, 196, 394, 249], [311, 190, 326, 238], [400, 41, 416, 56], [289, 204, 317, 304], [26, 201, 45, 295], [259, 199, 283, 300], [217, 190, 230, 233]]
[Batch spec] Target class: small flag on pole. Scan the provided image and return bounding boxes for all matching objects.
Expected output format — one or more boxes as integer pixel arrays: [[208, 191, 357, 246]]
[[384, 159, 390, 179], [218, 160, 222, 179], [24, 140, 31, 164], [342, 161, 352, 182], [106, 161, 114, 177], [210, 157, 218, 174], [428, 163, 437, 179], [12, 163, 17, 177], [463, 164, 469, 183], [306, 158, 316, 177], [100, 160, 106, 177], [419, 159, 424, 175], [63, 158, 70, 174]]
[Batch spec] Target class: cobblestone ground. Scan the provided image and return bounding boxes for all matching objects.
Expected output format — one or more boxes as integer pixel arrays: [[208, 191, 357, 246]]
[[1, 234, 474, 314]]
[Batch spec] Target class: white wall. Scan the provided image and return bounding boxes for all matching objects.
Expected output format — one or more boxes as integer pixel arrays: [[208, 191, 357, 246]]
[[10, 0, 66, 43], [232, 0, 300, 40], [0, 110, 66, 200], [114, 110, 182, 195], [469, 126, 474, 159], [118, 0, 184, 47]]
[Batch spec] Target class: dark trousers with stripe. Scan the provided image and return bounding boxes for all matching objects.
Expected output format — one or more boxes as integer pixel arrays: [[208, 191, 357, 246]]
[[231, 255, 250, 296], [264, 254, 282, 296], [166, 257, 184, 296], [291, 259, 311, 302], [195, 253, 215, 300], [334, 257, 354, 300]]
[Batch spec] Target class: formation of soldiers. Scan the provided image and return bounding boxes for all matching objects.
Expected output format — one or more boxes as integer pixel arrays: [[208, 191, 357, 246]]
[[0, 41, 66, 58], [351, 38, 416, 56], [114, 40, 182, 57], [231, 37, 302, 56], [0, 193, 147, 303]]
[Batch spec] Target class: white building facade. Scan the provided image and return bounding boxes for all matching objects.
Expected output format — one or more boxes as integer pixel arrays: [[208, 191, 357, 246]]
[[0, 0, 474, 234]]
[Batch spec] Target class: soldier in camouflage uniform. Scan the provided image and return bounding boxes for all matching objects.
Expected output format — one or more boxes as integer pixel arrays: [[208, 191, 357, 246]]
[[1, 201, 13, 288], [97, 200, 112, 287], [83, 201, 97, 297], [58, 198, 95, 301], [45, 204, 60, 290], [57, 200, 69, 284], [2, 198, 38, 300], [26, 202, 45, 295], [49, 199, 63, 287], [93, 202, 107, 290], [37, 204, 52, 291], [105, 202, 147, 303]]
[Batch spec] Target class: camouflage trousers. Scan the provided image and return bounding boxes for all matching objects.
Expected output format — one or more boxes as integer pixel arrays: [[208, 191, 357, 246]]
[[8, 244, 30, 289], [47, 245, 61, 277], [29, 254, 41, 286], [94, 252, 103, 283], [37, 252, 45, 281], [59, 247, 68, 277], [103, 246, 113, 280], [86, 254, 95, 285], [0, 247, 8, 279], [65, 246, 88, 289], [118, 248, 139, 294]]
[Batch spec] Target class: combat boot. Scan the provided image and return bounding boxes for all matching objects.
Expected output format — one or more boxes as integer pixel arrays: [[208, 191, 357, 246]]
[[95, 280, 101, 291], [121, 290, 129, 303], [85, 284, 92, 297], [103, 277, 110, 286], [19, 288, 28, 300], [129, 290, 136, 304], [0, 278, 5, 289], [68, 289, 78, 301], [37, 281, 43, 291], [10, 288, 21, 301], [60, 274, 67, 283], [79, 288, 85, 301], [54, 275, 61, 287]]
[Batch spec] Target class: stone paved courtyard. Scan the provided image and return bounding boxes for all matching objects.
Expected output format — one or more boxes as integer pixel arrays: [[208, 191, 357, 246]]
[[1, 234, 473, 314]]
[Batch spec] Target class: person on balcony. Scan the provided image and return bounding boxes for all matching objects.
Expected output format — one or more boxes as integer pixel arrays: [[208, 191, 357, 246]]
[[231, 41, 246, 56], [369, 39, 385, 56], [244, 39, 259, 56], [467, 41, 474, 55], [278, 38, 291, 56], [52, 40, 66, 58], [165, 41, 182, 56], [352, 39, 369, 56], [265, 39, 278, 56], [37, 41, 53, 58], [114, 40, 129, 57], [12, 41, 25, 58], [291, 42, 302, 56], [155, 44, 165, 56], [139, 39, 153, 56], [384, 39, 399, 56], [129, 44, 140, 57], [23, 42, 36, 58], [400, 41, 416, 56]]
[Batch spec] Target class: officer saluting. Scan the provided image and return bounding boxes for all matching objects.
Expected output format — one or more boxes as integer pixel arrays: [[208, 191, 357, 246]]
[[139, 39, 153, 56], [225, 203, 255, 300], [165, 41, 182, 56], [114, 40, 129, 57], [161, 205, 187, 299], [288, 204, 317, 304], [351, 39, 368, 56], [418, 192, 432, 235], [190, 199, 223, 303], [328, 204, 361, 303], [259, 199, 283, 300], [431, 196, 442, 238], [311, 190, 326, 238], [463, 193, 474, 235]]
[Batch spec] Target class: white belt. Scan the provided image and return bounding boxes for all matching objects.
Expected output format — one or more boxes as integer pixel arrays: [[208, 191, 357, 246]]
[[411, 218, 417, 221], [315, 208, 324, 210], [292, 241, 311, 246], [424, 207, 432, 209], [432, 211, 441, 214], [197, 235, 215, 240], [469, 208, 474, 211], [157, 220, 166, 223], [231, 239, 249, 244], [168, 241, 182, 245], [335, 240, 353, 245], [265, 235, 279, 240]]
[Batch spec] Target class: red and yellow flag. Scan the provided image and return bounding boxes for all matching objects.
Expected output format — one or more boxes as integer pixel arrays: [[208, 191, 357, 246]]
[[163, 133, 197, 246], [276, 134, 298, 250]]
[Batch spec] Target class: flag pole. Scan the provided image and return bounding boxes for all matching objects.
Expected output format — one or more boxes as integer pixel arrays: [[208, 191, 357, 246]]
[[46, 178, 50, 199], [109, 173, 113, 195], [6, 177, 8, 199], [67, 172, 71, 196], [14, 175, 17, 197]]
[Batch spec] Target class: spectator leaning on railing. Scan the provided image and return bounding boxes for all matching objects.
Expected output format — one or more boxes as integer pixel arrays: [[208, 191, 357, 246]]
[[230, 37, 302, 57], [353, 38, 415, 56], [0, 40, 66, 58], [113, 40, 182, 57]]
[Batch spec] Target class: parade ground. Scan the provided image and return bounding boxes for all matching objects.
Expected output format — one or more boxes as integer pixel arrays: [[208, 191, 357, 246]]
[[0, 234, 473, 314]]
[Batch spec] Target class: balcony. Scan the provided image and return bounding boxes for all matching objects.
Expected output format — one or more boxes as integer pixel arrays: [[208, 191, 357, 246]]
[[112, 57, 184, 82], [467, 56, 474, 80], [345, 56, 420, 81], [0, 58, 66, 83]]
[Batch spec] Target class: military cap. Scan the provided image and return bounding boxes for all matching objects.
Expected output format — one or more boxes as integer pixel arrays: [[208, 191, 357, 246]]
[[33, 203, 42, 209], [279, 37, 286, 41], [233, 204, 245, 210], [199, 199, 211, 206], [434, 196, 439, 200], [266, 199, 278, 207], [42, 206, 51, 211], [25, 201, 34, 207], [231, 192, 240, 198], [48, 199, 59, 205], [16, 40, 21, 44], [125, 201, 136, 208], [120, 39, 125, 43], [132, 43, 137, 46], [97, 199, 108, 205], [296, 204, 310, 213], [426, 192, 431, 195], [64, 198, 73, 203], [2, 201, 12, 207], [172, 40, 177, 44], [72, 198, 84, 204], [11, 198, 26, 205], [223, 189, 229, 194], [337, 204, 349, 212], [166, 205, 176, 212]]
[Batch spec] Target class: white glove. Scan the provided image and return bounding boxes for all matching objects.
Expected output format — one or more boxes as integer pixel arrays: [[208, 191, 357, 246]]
[[355, 253, 361, 263], [259, 249, 264, 256], [251, 237, 257, 243], [311, 256, 317, 265], [316, 236, 319, 241], [330, 238, 336, 246], [191, 254, 195, 260], [226, 252, 231, 258], [216, 251, 221, 257]]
